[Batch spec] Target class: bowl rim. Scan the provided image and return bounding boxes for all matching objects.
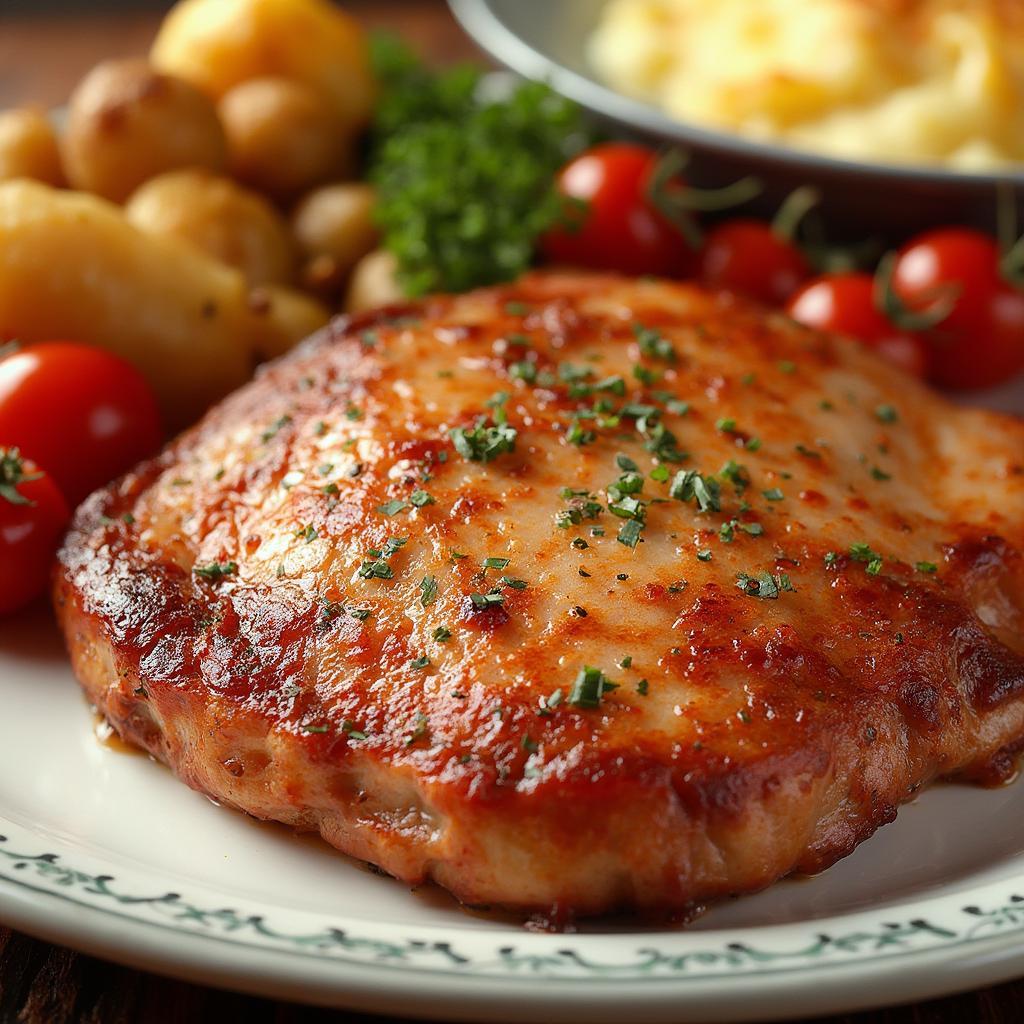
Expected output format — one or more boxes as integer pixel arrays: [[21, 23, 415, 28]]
[[448, 0, 1024, 188]]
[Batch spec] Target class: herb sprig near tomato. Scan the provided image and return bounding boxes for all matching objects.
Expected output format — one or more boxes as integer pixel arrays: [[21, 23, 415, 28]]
[[0, 342, 162, 507], [0, 448, 68, 615]]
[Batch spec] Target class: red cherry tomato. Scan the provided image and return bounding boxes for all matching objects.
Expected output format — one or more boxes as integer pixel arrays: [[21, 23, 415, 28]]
[[541, 143, 694, 277], [0, 449, 69, 615], [699, 219, 810, 306], [786, 273, 931, 379], [891, 228, 1024, 390], [0, 343, 162, 507]]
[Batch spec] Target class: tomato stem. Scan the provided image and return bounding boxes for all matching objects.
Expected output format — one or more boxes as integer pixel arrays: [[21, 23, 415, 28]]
[[771, 186, 820, 243], [0, 448, 41, 507], [996, 183, 1024, 289], [646, 149, 762, 250], [873, 251, 960, 332]]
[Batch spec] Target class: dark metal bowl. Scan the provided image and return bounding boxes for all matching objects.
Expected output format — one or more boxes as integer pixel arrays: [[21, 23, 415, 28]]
[[449, 0, 1024, 241]]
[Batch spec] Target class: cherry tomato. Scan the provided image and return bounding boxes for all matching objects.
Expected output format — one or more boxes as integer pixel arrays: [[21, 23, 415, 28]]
[[699, 219, 809, 306], [0, 343, 162, 507], [0, 449, 69, 615], [891, 228, 1024, 390], [786, 273, 931, 379], [541, 143, 694, 277]]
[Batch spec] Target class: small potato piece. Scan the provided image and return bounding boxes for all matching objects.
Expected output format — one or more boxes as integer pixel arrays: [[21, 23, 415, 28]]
[[126, 169, 295, 286], [0, 108, 64, 186], [152, 0, 374, 132], [220, 77, 351, 197], [63, 58, 227, 202], [247, 285, 331, 361], [292, 183, 377, 284], [0, 181, 326, 427], [345, 249, 403, 313]]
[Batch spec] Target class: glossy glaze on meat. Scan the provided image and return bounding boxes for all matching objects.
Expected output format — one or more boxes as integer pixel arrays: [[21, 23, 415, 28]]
[[55, 272, 1024, 918]]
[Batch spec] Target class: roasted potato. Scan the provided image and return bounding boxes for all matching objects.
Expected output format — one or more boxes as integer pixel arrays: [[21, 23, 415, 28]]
[[63, 59, 227, 203], [151, 0, 374, 133], [247, 285, 331, 361], [126, 169, 296, 286], [345, 249, 403, 313], [219, 77, 352, 197], [0, 108, 64, 186], [0, 181, 327, 426], [292, 183, 377, 292]]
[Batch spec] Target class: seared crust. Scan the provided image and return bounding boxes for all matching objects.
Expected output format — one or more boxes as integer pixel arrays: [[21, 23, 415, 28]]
[[55, 272, 1024, 917]]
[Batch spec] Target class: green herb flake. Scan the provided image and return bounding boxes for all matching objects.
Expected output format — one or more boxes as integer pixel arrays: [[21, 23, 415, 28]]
[[410, 489, 435, 507], [736, 571, 795, 599], [915, 561, 938, 574], [410, 655, 431, 670], [377, 499, 410, 516], [482, 556, 510, 571], [450, 417, 517, 463], [632, 322, 676, 362], [433, 625, 452, 642], [617, 518, 644, 549], [568, 666, 620, 709], [762, 488, 785, 502], [419, 575, 438, 607], [193, 561, 238, 582], [875, 404, 899, 424]]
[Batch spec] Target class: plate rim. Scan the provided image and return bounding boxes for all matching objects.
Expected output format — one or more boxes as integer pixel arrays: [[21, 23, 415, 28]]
[[447, 0, 1024, 187], [3, 814, 1024, 1022]]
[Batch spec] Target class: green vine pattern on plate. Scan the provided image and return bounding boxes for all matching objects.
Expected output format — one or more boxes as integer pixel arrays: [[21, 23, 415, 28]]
[[1, 834, 1023, 980]]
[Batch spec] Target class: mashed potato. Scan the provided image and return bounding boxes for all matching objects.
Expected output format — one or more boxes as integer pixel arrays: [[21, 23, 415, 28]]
[[589, 0, 1024, 169]]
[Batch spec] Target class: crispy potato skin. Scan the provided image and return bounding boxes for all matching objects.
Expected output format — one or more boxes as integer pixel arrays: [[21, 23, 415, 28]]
[[151, 0, 374, 132], [125, 170, 297, 287], [0, 181, 326, 427], [63, 58, 227, 203], [55, 273, 1024, 918]]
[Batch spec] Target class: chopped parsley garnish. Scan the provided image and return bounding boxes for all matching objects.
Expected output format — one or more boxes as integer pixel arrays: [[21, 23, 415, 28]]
[[650, 464, 671, 483], [345, 403, 363, 421], [718, 459, 750, 493], [719, 519, 764, 543], [632, 322, 676, 362], [875, 404, 899, 424], [568, 666, 620, 708], [849, 542, 883, 575], [433, 625, 452, 642], [410, 489, 435, 507], [359, 558, 394, 580], [778, 360, 797, 374], [670, 470, 721, 513], [510, 360, 537, 383], [556, 488, 603, 529], [795, 444, 820, 459], [419, 575, 438, 607], [469, 590, 505, 609], [450, 416, 517, 462], [617, 518, 644, 549], [260, 414, 292, 442], [762, 488, 785, 502], [500, 576, 528, 589], [715, 417, 737, 434], [736, 571, 795, 599], [915, 561, 938, 574], [696, 548, 713, 562], [566, 419, 597, 446], [482, 556, 511, 571], [642, 421, 688, 463], [745, 437, 763, 452], [377, 499, 410, 516], [636, 678, 649, 696], [870, 466, 892, 481], [405, 711, 429, 746], [193, 561, 238, 582], [616, 453, 639, 472], [342, 720, 368, 741], [410, 655, 431, 670]]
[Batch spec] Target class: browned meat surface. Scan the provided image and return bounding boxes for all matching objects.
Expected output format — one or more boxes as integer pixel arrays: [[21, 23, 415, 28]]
[[55, 272, 1024, 918]]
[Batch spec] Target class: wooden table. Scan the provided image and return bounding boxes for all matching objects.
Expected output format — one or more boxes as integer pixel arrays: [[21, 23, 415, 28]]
[[0, 3, 1021, 1022]]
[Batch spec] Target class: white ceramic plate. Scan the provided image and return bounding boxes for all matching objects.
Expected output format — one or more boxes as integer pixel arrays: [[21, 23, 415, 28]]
[[1, 381, 1023, 1024]]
